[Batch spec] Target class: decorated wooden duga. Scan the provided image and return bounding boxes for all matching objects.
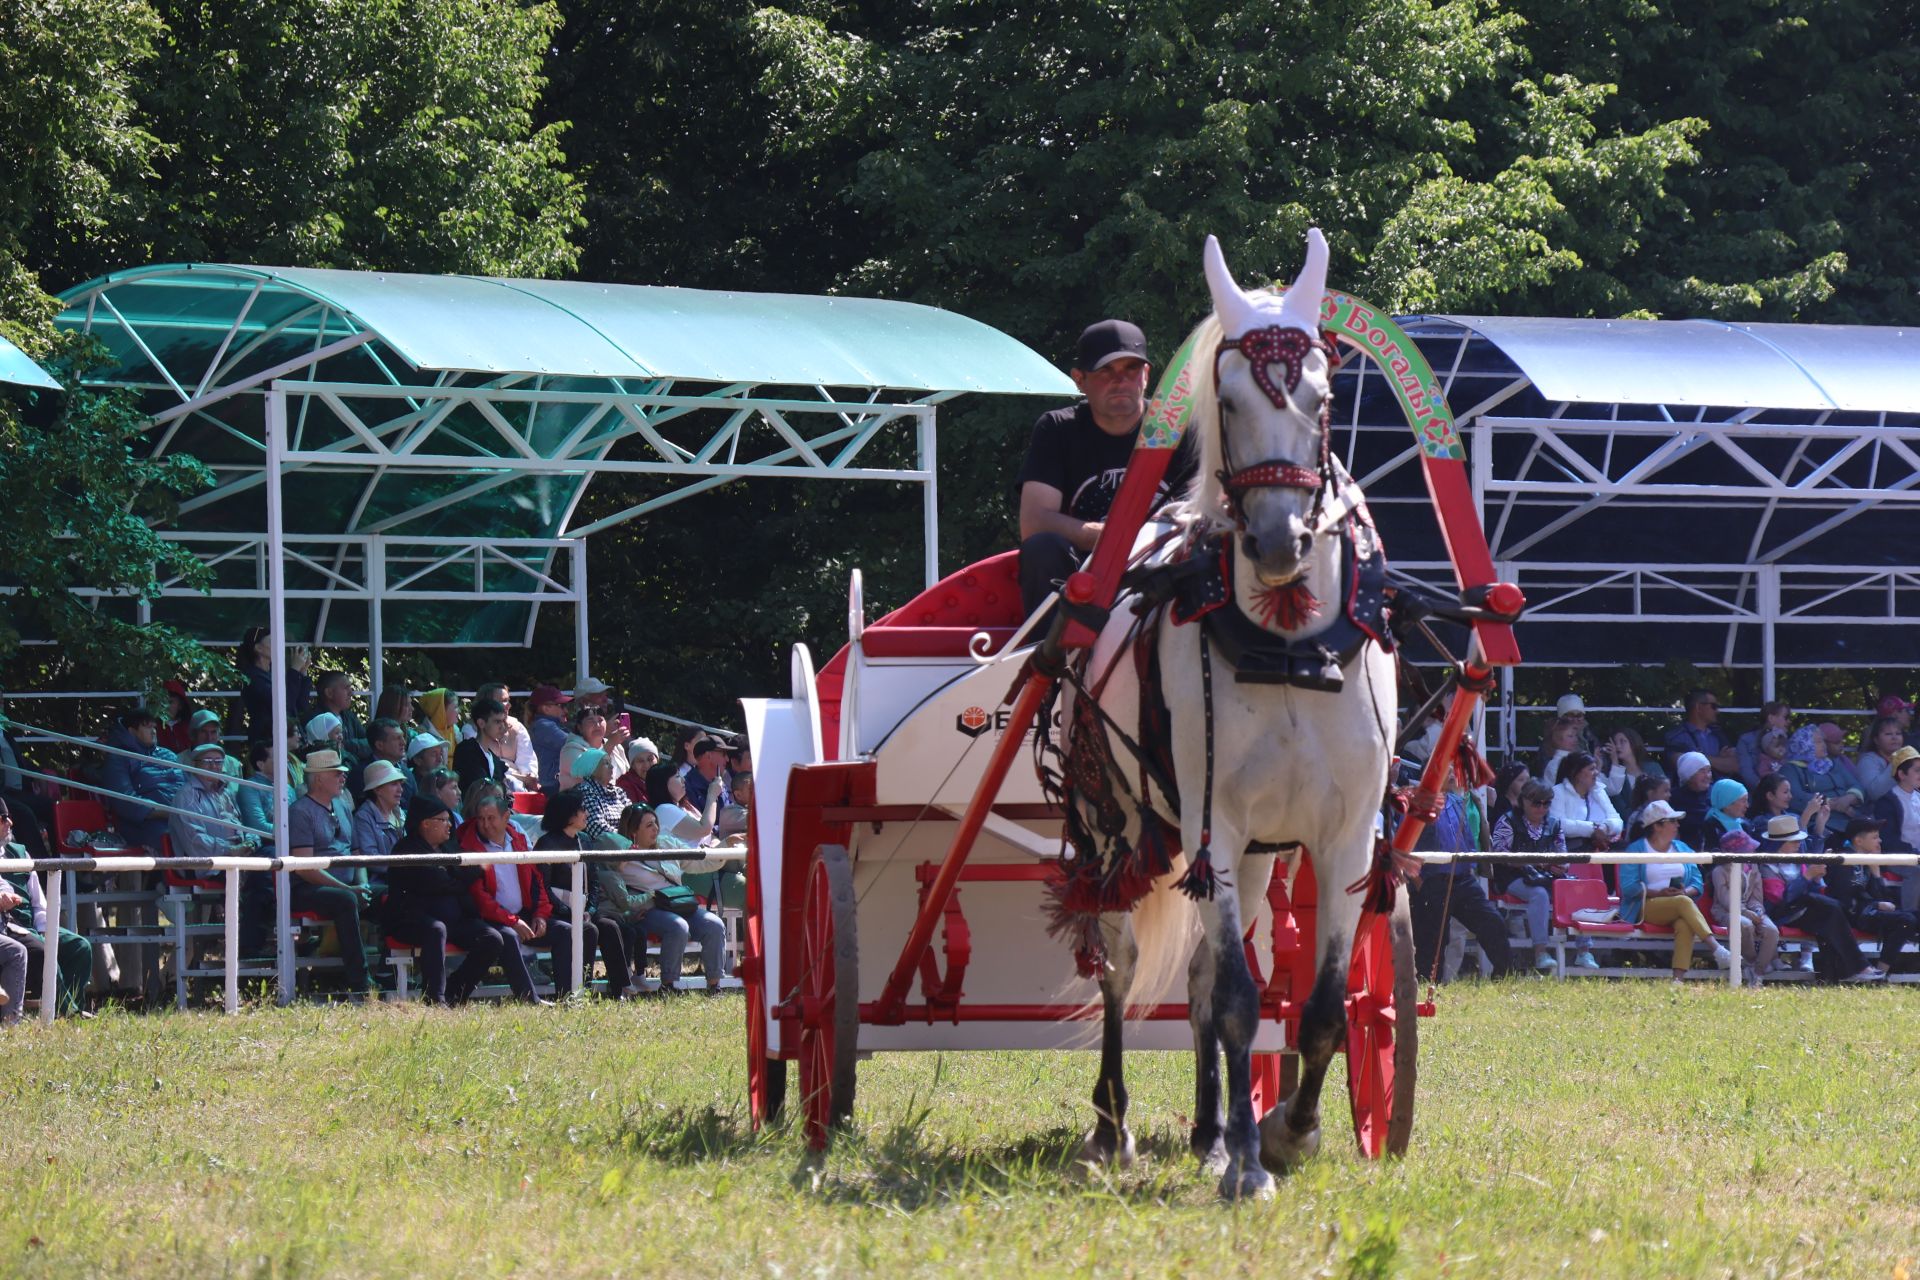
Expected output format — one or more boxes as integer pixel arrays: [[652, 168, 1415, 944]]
[[738, 229, 1524, 1187]]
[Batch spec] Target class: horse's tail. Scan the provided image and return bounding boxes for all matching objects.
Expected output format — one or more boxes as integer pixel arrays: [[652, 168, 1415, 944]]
[[1123, 857, 1200, 1014]]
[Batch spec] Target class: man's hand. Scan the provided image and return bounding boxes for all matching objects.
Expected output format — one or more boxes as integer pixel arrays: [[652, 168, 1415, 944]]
[[0, 886, 22, 912], [530, 917, 548, 940], [512, 919, 535, 943]]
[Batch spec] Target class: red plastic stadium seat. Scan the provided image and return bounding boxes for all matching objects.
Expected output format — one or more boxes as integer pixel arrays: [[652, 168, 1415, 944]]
[[1569, 864, 1606, 881], [1552, 878, 1632, 934], [54, 798, 109, 855], [160, 835, 222, 892], [512, 792, 547, 815]]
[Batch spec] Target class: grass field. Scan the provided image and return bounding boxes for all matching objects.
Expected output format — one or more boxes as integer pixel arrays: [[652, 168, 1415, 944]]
[[4, 981, 1917, 1279]]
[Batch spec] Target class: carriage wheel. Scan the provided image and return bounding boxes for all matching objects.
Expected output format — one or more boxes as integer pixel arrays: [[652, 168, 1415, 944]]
[[745, 933, 787, 1128], [1345, 892, 1419, 1158], [797, 844, 859, 1151]]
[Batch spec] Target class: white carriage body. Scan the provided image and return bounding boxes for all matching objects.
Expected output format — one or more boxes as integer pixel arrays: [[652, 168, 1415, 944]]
[[747, 561, 1291, 1057]]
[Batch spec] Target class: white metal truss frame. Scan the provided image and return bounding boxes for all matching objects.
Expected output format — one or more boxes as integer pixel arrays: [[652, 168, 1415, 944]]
[[1319, 322, 1920, 758], [58, 277, 958, 670]]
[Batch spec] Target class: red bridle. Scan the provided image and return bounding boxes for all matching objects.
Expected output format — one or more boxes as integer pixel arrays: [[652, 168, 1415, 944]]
[[1212, 325, 1341, 523]]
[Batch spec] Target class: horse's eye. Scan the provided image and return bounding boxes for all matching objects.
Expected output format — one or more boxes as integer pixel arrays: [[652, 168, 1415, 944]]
[[1218, 394, 1238, 416]]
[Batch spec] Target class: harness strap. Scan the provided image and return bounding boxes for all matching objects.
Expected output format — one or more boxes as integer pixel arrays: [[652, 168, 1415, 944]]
[[1173, 632, 1220, 901]]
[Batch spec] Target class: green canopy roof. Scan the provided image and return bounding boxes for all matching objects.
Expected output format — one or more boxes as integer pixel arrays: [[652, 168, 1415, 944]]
[[53, 263, 1074, 648], [0, 333, 60, 391], [59, 263, 1073, 393]]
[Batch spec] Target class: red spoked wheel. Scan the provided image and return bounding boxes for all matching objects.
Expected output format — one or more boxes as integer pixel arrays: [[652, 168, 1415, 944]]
[[1345, 891, 1418, 1158], [745, 914, 786, 1128], [797, 844, 859, 1152]]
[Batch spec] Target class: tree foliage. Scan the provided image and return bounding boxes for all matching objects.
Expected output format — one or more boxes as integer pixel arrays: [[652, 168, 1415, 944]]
[[3, 0, 1917, 721]]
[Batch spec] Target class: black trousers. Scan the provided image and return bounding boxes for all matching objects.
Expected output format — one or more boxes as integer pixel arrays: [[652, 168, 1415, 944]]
[[1018, 531, 1079, 619], [1777, 891, 1866, 979], [1853, 907, 1920, 971], [389, 915, 503, 1004], [1412, 871, 1512, 980], [586, 915, 631, 994], [289, 880, 370, 989]]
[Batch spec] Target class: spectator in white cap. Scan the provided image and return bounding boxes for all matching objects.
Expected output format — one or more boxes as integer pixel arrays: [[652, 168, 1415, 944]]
[[186, 709, 243, 786], [573, 676, 613, 709], [1619, 798, 1731, 982], [1670, 750, 1715, 847], [1553, 693, 1597, 754], [619, 736, 661, 805], [168, 742, 259, 867], [407, 731, 446, 789], [352, 758, 408, 871], [305, 711, 345, 751]]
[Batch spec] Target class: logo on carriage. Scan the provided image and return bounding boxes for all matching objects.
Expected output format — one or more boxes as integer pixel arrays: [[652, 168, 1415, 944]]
[[954, 705, 992, 737]]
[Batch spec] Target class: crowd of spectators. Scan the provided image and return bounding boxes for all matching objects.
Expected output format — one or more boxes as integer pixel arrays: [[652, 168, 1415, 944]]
[[9, 653, 1920, 1020], [0, 638, 751, 1022], [1409, 689, 1920, 988]]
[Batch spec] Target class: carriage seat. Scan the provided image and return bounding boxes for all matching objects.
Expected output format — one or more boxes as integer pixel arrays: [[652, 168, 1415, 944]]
[[858, 551, 1027, 660]]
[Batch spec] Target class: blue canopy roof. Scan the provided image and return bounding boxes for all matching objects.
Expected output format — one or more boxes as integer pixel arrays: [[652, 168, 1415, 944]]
[[1433, 315, 1920, 413]]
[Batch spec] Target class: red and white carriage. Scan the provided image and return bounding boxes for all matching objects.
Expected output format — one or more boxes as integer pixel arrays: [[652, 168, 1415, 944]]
[[739, 283, 1525, 1159]]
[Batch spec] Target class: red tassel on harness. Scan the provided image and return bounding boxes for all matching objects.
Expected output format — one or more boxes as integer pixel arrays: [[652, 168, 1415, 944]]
[[1174, 838, 1218, 900], [1249, 579, 1322, 631]]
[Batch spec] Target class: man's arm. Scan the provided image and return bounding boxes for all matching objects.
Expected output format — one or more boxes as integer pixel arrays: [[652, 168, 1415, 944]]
[[1018, 481, 1102, 552]]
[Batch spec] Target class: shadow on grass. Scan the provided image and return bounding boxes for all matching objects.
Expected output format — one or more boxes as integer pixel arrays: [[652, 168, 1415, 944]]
[[800, 1114, 1194, 1209], [605, 1104, 769, 1164], [602, 1100, 1200, 1208]]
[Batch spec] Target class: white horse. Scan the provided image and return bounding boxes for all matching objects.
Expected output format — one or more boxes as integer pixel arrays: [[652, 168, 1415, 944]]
[[1061, 230, 1399, 1200]]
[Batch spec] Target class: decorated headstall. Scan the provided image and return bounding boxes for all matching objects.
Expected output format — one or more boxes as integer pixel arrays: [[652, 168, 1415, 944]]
[[1212, 324, 1342, 523]]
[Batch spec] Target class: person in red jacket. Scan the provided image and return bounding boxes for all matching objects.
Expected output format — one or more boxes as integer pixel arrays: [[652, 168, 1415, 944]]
[[459, 790, 575, 1000]]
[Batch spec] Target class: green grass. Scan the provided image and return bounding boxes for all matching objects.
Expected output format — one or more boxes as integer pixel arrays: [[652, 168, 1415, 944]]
[[4, 982, 1918, 1278]]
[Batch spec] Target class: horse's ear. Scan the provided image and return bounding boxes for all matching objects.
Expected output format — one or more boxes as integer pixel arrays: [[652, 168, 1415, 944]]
[[1204, 235, 1258, 336], [1279, 227, 1329, 334]]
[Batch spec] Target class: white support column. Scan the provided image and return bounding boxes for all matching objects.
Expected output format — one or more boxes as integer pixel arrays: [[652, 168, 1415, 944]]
[[224, 869, 241, 1013], [1757, 565, 1780, 702], [571, 540, 591, 684], [267, 388, 296, 1005], [39, 868, 61, 1025], [570, 862, 586, 995], [919, 409, 939, 589], [367, 536, 386, 712], [1727, 862, 1743, 988]]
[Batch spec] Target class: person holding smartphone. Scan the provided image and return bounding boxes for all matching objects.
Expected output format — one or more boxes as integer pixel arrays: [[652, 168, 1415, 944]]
[[1619, 800, 1729, 982]]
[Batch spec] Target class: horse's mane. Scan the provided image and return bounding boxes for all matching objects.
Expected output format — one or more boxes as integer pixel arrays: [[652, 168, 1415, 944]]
[[1163, 311, 1233, 536]]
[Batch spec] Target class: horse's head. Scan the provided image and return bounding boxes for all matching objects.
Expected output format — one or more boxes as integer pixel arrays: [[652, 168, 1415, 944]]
[[1202, 230, 1336, 585]]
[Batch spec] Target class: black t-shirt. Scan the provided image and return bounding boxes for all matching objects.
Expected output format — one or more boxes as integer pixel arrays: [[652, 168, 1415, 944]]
[[1015, 402, 1199, 522]]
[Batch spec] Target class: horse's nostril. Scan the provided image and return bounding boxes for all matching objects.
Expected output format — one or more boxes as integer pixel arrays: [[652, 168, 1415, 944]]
[[1296, 532, 1315, 558], [1244, 534, 1262, 562]]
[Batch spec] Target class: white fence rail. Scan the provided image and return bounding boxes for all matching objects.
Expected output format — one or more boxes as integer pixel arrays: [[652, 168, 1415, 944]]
[[0, 848, 725, 1024]]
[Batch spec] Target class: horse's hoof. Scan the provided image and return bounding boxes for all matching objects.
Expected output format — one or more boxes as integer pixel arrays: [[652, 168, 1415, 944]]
[[1190, 1130, 1230, 1176], [1217, 1159, 1276, 1202], [1258, 1104, 1320, 1172], [1077, 1125, 1136, 1170]]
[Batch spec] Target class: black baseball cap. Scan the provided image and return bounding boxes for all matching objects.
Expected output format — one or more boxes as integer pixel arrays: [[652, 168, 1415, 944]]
[[1074, 319, 1148, 372]]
